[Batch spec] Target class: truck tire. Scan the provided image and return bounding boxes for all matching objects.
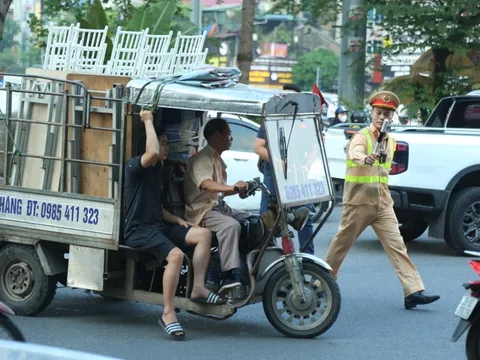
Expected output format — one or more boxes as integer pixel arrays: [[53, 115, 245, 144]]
[[445, 187, 480, 255], [399, 218, 428, 242], [0, 244, 57, 316]]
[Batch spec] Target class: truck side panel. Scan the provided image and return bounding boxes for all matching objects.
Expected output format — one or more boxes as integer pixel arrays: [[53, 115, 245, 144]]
[[0, 187, 117, 250]]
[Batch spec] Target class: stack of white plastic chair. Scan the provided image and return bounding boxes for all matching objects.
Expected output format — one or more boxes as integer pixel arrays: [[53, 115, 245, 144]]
[[136, 31, 174, 78], [42, 23, 80, 71], [169, 31, 208, 74], [105, 27, 150, 77], [68, 26, 109, 74]]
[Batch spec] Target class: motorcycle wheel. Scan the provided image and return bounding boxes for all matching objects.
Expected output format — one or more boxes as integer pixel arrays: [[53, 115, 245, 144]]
[[262, 262, 341, 338], [466, 320, 480, 360], [0, 314, 25, 341]]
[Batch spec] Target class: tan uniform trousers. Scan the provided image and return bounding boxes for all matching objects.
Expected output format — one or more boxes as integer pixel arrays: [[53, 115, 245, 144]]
[[203, 203, 249, 272], [325, 203, 424, 297]]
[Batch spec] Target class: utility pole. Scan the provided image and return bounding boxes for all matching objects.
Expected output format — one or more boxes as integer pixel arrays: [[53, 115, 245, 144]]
[[338, 0, 367, 109], [190, 0, 202, 35], [316, 67, 322, 88]]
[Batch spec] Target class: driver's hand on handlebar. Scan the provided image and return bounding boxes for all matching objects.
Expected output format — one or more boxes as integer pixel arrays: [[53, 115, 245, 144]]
[[233, 181, 248, 193], [364, 154, 379, 165]]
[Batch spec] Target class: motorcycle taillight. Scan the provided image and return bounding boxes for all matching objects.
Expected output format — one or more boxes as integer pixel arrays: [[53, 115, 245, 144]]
[[470, 260, 480, 275]]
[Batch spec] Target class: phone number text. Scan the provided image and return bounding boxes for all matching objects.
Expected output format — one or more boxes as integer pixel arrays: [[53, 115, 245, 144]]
[[284, 181, 327, 201], [0, 196, 100, 225]]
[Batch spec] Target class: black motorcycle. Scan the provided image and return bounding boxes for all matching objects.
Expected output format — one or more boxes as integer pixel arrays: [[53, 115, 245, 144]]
[[451, 251, 480, 359]]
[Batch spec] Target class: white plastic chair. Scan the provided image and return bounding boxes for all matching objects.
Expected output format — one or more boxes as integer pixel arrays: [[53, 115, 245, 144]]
[[106, 26, 150, 77], [169, 31, 208, 74], [136, 31, 174, 78], [42, 23, 79, 71], [69, 26, 109, 73]]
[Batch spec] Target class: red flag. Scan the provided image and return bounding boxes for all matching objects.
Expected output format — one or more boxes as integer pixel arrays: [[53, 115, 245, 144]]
[[312, 83, 328, 107]]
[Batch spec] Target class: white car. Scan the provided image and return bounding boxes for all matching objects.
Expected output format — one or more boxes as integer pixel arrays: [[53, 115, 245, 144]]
[[202, 113, 328, 220]]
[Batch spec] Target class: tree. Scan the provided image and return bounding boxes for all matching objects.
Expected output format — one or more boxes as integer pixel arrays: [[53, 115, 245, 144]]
[[293, 49, 339, 91], [264, 23, 292, 44], [28, 0, 199, 62], [0, 17, 19, 52], [366, 0, 480, 103], [269, 0, 340, 25], [237, 0, 255, 84], [0, 18, 42, 72], [0, 0, 13, 41]]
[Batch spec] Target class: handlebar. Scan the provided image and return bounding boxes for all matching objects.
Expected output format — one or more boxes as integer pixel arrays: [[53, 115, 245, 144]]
[[243, 177, 272, 200]]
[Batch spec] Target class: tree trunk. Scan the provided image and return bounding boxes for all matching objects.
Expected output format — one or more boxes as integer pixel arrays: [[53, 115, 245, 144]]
[[237, 0, 255, 84], [0, 0, 13, 41], [432, 47, 452, 103]]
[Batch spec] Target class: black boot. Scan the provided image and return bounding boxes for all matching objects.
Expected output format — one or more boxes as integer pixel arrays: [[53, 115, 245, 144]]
[[404, 291, 440, 309]]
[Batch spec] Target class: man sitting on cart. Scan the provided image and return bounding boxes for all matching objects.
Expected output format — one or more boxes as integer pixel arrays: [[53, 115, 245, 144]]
[[183, 117, 250, 294], [124, 110, 225, 341]]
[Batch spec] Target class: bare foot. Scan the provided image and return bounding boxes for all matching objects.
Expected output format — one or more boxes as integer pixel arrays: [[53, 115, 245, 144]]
[[190, 285, 212, 300], [161, 310, 179, 326]]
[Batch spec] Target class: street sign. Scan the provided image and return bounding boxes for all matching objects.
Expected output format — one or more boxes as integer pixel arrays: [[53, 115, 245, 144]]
[[248, 57, 297, 88], [348, 37, 365, 52]]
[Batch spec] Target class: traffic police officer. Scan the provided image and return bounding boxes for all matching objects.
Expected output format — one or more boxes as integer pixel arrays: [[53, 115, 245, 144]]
[[324, 91, 440, 309]]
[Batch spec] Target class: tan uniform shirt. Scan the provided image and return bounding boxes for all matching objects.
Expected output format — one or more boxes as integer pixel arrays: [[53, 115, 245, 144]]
[[183, 145, 227, 225], [343, 125, 396, 207]]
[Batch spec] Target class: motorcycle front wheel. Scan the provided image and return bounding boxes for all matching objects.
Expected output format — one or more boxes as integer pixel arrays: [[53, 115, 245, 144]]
[[262, 262, 341, 338], [0, 314, 25, 341]]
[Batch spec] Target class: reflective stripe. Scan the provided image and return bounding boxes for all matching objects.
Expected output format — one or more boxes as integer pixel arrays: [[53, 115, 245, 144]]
[[361, 128, 372, 153], [345, 175, 389, 184]]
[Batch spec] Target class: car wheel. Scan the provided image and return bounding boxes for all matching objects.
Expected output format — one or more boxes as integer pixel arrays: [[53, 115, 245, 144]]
[[445, 187, 480, 255], [310, 202, 328, 223]]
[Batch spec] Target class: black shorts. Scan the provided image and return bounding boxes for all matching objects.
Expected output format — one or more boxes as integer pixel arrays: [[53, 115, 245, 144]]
[[125, 224, 190, 263]]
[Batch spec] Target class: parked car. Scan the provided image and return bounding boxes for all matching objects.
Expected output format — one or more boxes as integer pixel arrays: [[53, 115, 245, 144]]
[[324, 94, 480, 254], [202, 113, 328, 221]]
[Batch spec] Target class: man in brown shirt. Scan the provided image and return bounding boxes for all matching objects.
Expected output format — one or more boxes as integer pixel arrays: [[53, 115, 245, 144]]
[[183, 118, 249, 293], [324, 91, 440, 310]]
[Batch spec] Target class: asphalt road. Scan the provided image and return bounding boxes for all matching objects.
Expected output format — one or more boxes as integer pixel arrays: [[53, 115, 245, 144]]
[[10, 206, 473, 360]]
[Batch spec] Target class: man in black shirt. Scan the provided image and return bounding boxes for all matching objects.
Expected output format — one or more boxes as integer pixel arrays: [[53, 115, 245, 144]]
[[124, 110, 224, 341]]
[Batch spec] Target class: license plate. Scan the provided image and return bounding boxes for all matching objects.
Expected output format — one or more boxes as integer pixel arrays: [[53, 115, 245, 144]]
[[455, 295, 479, 320]]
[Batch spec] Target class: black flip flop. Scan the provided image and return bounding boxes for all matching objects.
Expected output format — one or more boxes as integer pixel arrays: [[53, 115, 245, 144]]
[[159, 319, 186, 341], [191, 292, 226, 305]]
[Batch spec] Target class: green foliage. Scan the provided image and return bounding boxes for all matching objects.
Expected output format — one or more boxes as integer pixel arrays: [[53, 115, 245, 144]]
[[293, 49, 339, 91], [269, 0, 341, 24], [264, 23, 292, 44], [28, 14, 48, 48], [366, 0, 480, 54], [366, 0, 480, 102], [0, 19, 42, 72], [0, 18, 19, 52], [125, 0, 176, 34]]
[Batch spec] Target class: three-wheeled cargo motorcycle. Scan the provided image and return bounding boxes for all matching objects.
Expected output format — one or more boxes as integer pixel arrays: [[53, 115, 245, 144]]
[[0, 68, 340, 338]]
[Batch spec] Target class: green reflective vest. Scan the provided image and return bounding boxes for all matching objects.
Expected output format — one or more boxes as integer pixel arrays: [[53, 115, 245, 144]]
[[345, 127, 395, 185]]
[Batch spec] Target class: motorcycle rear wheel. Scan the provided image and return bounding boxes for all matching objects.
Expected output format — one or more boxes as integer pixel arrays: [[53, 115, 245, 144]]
[[466, 320, 480, 360], [0, 314, 25, 341], [262, 262, 341, 338]]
